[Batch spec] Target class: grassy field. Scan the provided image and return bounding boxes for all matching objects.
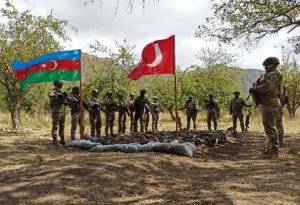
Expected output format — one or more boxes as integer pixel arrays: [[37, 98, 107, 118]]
[[0, 111, 299, 205]]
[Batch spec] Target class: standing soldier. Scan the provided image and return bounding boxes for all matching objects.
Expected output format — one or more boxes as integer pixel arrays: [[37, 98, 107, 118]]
[[117, 93, 128, 135], [179, 96, 199, 131], [88, 89, 102, 139], [229, 91, 252, 132], [48, 81, 67, 145], [277, 86, 289, 147], [151, 96, 163, 132], [68, 86, 88, 140], [128, 93, 135, 133], [133, 89, 150, 133], [144, 105, 151, 132], [103, 91, 118, 137], [205, 93, 219, 131], [249, 57, 283, 156]]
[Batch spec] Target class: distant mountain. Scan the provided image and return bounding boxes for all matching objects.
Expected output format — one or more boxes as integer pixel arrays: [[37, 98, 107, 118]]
[[241, 69, 264, 93]]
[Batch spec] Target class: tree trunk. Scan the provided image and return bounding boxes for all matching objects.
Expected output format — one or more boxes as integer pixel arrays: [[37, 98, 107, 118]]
[[167, 107, 175, 121], [11, 110, 20, 129]]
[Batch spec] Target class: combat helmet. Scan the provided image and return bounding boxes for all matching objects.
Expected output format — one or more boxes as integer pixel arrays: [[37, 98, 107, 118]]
[[72, 86, 80, 92], [233, 91, 240, 95], [263, 57, 280, 66], [153, 96, 158, 100], [140, 88, 147, 94], [129, 93, 135, 97], [106, 90, 113, 96], [91, 89, 98, 94], [53, 80, 64, 86], [208, 93, 214, 97]]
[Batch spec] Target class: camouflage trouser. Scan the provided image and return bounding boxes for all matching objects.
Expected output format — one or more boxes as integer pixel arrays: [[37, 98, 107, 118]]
[[260, 104, 280, 147], [133, 112, 146, 132], [129, 112, 134, 133], [207, 110, 217, 131], [145, 112, 150, 132], [89, 113, 101, 138], [71, 112, 85, 140], [232, 113, 245, 132], [276, 109, 284, 144], [105, 112, 115, 136], [152, 112, 160, 132], [118, 112, 127, 134], [51, 111, 65, 141], [186, 112, 197, 130]]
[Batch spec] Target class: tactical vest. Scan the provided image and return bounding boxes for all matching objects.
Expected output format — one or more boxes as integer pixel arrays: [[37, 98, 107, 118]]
[[259, 70, 283, 100]]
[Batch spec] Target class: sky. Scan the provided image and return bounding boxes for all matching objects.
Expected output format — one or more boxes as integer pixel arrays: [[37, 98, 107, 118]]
[[0, 0, 293, 69]]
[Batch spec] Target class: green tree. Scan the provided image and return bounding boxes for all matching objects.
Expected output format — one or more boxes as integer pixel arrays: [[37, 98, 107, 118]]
[[0, 0, 74, 129], [279, 55, 300, 118], [196, 0, 300, 53]]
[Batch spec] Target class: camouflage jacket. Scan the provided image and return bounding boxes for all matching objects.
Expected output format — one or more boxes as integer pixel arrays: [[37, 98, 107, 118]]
[[48, 87, 66, 113], [103, 97, 118, 114], [151, 102, 163, 113], [128, 99, 135, 114], [230, 98, 249, 114], [89, 96, 102, 115], [118, 99, 128, 114], [68, 92, 80, 113], [181, 99, 199, 114], [134, 96, 150, 114], [205, 99, 219, 111]]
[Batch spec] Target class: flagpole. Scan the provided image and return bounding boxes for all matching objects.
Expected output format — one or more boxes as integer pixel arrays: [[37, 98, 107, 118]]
[[79, 50, 84, 139], [173, 35, 179, 140]]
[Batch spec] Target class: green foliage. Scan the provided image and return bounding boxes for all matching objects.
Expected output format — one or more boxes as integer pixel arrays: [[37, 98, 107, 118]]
[[279, 55, 300, 118], [0, 0, 74, 128], [196, 0, 300, 53]]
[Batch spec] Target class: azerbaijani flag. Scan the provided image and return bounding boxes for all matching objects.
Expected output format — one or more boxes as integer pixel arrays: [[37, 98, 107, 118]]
[[13, 49, 81, 91]]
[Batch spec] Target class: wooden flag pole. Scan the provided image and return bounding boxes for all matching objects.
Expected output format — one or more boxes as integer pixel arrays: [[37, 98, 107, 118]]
[[79, 50, 84, 139], [173, 35, 179, 140]]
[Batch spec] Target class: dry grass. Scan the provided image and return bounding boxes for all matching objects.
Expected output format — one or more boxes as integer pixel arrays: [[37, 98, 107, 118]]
[[0, 111, 300, 205]]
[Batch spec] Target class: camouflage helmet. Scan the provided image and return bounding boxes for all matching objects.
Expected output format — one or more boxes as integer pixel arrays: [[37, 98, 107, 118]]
[[140, 88, 147, 94], [208, 93, 214, 97], [72, 86, 80, 92], [188, 95, 193, 100], [263, 57, 280, 66], [106, 90, 113, 96], [91, 89, 98, 94], [233, 91, 240, 95], [118, 92, 124, 97], [153, 96, 158, 100], [129, 93, 135, 97], [53, 80, 64, 86]]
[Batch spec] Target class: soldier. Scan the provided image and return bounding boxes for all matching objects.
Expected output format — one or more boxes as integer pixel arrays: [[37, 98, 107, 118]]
[[88, 89, 102, 139], [127, 93, 135, 133], [68, 86, 88, 140], [249, 57, 283, 156], [117, 93, 128, 135], [205, 93, 219, 131], [229, 91, 252, 132], [133, 89, 150, 132], [151, 96, 163, 132], [179, 95, 199, 131], [144, 104, 151, 132], [103, 91, 118, 137], [48, 81, 67, 145], [277, 86, 289, 146]]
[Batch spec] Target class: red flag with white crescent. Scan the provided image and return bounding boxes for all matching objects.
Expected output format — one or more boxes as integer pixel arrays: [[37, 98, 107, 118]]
[[127, 35, 175, 80]]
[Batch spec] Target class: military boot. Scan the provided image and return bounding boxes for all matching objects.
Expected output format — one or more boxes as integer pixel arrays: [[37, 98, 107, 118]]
[[52, 137, 58, 146], [60, 136, 66, 145], [262, 145, 278, 156]]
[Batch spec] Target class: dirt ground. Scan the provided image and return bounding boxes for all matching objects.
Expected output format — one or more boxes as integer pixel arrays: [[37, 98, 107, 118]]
[[0, 128, 299, 205]]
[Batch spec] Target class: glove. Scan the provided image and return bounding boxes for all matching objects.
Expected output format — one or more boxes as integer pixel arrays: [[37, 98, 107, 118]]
[[249, 87, 256, 93]]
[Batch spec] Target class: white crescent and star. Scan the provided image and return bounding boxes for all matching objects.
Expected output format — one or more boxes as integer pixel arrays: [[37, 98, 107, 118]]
[[41, 60, 58, 70], [146, 43, 162, 67]]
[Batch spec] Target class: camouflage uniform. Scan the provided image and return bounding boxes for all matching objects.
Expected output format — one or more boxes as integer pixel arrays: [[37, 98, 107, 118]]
[[229, 91, 251, 132], [68, 86, 85, 140], [179, 96, 198, 130], [128, 93, 135, 133], [48, 81, 67, 145], [144, 106, 150, 132], [250, 57, 283, 155], [277, 87, 289, 146], [103, 91, 118, 137], [205, 94, 219, 131], [133, 89, 150, 132], [117, 93, 128, 134], [88, 89, 102, 138], [150, 97, 163, 132]]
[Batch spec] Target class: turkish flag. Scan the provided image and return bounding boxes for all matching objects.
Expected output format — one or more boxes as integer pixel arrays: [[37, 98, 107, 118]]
[[127, 35, 175, 80]]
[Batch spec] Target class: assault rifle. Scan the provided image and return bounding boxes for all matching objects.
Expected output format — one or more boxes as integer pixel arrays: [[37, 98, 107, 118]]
[[247, 74, 264, 108]]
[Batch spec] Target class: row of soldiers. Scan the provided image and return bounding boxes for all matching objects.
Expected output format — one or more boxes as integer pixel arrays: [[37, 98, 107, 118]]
[[48, 84, 163, 145]]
